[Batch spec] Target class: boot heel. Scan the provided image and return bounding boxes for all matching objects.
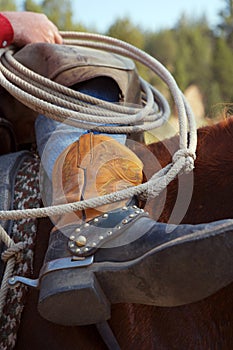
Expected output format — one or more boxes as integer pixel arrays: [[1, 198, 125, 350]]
[[38, 268, 111, 326]]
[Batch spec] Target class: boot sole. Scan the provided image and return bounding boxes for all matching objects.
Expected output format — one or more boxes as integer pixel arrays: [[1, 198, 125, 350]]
[[38, 220, 233, 325]]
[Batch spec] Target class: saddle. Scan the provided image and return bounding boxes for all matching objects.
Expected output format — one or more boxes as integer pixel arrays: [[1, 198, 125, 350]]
[[1, 44, 233, 330], [0, 42, 143, 150]]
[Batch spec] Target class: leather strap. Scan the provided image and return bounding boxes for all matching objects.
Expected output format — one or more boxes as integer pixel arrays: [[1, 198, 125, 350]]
[[0, 116, 17, 154], [96, 321, 121, 350]]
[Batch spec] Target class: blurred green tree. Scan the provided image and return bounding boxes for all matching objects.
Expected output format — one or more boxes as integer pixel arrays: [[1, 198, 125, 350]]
[[0, 0, 17, 11], [212, 36, 233, 102], [23, 0, 43, 13], [174, 15, 213, 89], [23, 0, 87, 31], [107, 17, 144, 49], [144, 29, 177, 71], [107, 17, 147, 80], [218, 0, 233, 47], [40, 0, 73, 30]]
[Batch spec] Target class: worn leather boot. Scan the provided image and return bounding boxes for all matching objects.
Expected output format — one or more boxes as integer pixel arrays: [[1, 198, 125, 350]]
[[51, 132, 143, 228], [31, 133, 233, 327]]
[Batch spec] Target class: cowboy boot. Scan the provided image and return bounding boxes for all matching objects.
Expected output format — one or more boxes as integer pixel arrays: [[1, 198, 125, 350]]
[[51, 132, 143, 228], [8, 133, 233, 327], [26, 132, 233, 326]]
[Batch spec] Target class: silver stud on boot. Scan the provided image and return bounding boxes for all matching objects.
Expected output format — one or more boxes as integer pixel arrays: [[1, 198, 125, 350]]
[[76, 235, 87, 247]]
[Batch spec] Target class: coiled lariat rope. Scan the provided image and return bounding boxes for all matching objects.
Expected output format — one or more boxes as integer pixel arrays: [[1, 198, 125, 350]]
[[0, 32, 197, 316]]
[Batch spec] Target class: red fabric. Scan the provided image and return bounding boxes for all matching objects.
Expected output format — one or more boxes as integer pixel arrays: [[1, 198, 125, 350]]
[[0, 13, 14, 48]]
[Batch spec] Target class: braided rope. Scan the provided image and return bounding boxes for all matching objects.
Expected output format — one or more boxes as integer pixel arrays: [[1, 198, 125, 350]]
[[0, 227, 18, 312], [0, 48, 171, 133], [0, 151, 195, 221], [0, 31, 197, 223], [0, 238, 25, 317]]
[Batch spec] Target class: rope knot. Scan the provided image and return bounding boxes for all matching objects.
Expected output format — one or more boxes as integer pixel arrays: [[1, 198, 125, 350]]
[[172, 149, 196, 174], [1, 242, 26, 263]]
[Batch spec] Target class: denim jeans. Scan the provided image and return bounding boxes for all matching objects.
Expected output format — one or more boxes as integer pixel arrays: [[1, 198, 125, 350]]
[[35, 79, 126, 179], [35, 116, 126, 179]]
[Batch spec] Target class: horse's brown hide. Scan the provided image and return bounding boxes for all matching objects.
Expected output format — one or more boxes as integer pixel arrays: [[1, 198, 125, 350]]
[[16, 117, 233, 350], [132, 116, 233, 224]]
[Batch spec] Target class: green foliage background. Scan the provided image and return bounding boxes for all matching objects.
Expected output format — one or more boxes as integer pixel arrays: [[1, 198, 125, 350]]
[[1, 0, 233, 116]]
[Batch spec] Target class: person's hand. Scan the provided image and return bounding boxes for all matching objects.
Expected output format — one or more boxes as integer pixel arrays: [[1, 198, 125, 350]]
[[3, 11, 63, 46]]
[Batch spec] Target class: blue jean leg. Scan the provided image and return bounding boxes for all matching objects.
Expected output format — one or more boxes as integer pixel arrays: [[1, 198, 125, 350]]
[[35, 115, 126, 179], [35, 78, 127, 179]]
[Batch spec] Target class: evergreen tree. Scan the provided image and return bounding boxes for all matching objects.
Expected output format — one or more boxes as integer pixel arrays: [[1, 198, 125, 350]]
[[144, 29, 177, 71], [23, 0, 87, 31], [23, 0, 43, 13], [107, 17, 147, 80], [205, 81, 223, 117], [172, 14, 215, 111], [212, 37, 233, 102], [218, 0, 233, 47], [107, 17, 144, 49], [41, 0, 74, 30], [0, 0, 17, 11]]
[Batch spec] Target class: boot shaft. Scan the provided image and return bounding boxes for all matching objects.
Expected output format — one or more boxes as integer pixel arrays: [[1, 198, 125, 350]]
[[52, 133, 143, 225]]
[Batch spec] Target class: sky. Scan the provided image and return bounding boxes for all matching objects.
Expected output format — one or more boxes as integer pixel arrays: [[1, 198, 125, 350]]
[[73, 0, 224, 32]]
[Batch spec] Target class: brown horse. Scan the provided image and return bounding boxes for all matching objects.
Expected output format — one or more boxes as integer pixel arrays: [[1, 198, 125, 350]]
[[12, 115, 233, 349]]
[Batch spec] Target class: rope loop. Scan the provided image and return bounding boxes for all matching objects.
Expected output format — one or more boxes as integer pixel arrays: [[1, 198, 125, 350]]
[[172, 149, 196, 173], [0, 31, 198, 224], [1, 241, 26, 263]]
